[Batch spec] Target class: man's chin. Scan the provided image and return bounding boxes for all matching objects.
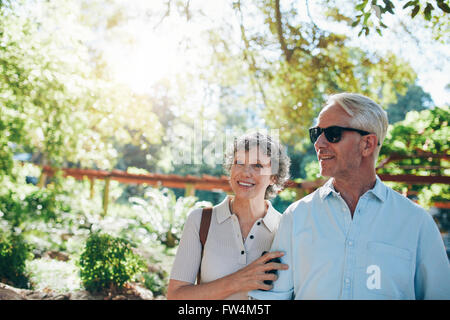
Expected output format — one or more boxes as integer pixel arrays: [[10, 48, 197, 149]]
[[319, 169, 331, 178]]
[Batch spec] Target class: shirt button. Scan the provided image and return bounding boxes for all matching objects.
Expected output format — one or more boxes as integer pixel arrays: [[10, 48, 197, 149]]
[[249, 235, 254, 239], [348, 240, 353, 246], [257, 221, 261, 226], [241, 250, 245, 255], [345, 278, 351, 286]]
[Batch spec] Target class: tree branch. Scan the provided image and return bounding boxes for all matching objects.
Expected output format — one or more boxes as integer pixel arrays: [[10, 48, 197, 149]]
[[274, 0, 293, 62], [153, 0, 172, 30], [234, 0, 269, 108]]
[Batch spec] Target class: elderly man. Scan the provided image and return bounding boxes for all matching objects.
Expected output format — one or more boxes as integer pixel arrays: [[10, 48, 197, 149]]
[[250, 93, 450, 300]]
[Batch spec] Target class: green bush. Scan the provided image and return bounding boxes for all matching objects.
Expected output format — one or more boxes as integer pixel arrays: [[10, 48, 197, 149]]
[[0, 234, 32, 288], [142, 272, 167, 297], [130, 187, 211, 247], [0, 188, 70, 228], [78, 233, 146, 293]]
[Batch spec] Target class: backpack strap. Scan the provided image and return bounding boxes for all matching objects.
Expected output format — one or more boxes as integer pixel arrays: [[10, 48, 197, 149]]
[[197, 207, 212, 284]]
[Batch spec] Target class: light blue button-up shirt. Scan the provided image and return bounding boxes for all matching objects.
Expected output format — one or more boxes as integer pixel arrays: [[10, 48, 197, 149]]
[[249, 176, 450, 300]]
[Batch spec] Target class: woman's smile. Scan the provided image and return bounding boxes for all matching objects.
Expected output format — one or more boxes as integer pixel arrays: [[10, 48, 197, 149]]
[[237, 180, 256, 188]]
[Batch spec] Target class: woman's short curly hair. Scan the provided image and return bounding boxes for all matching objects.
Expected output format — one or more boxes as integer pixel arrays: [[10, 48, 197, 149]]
[[223, 132, 291, 200]]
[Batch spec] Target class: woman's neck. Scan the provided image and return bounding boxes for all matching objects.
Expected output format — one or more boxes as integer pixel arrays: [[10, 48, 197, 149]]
[[229, 196, 268, 223]]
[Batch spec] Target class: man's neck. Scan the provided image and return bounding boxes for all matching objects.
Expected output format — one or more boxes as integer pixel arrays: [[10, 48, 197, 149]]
[[332, 173, 377, 217]]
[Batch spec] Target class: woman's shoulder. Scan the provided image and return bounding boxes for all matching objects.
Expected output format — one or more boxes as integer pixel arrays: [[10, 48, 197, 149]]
[[185, 203, 220, 228], [185, 207, 205, 226], [267, 201, 282, 217]]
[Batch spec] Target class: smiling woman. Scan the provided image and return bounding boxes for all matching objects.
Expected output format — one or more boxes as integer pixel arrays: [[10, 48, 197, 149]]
[[167, 132, 291, 300], [224, 132, 291, 200]]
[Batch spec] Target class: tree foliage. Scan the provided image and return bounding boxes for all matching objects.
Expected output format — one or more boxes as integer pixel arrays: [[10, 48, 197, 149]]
[[351, 0, 450, 38], [232, 0, 416, 150], [381, 106, 448, 156], [379, 106, 449, 207], [0, 0, 163, 178], [386, 83, 434, 123]]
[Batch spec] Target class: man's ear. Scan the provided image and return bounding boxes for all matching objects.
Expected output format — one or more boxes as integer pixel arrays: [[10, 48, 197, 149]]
[[361, 134, 378, 157]]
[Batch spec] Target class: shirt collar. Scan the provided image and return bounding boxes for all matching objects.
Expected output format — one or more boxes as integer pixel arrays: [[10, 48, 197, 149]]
[[261, 201, 280, 233], [319, 178, 337, 200], [215, 196, 280, 233], [366, 175, 387, 202], [319, 176, 386, 202]]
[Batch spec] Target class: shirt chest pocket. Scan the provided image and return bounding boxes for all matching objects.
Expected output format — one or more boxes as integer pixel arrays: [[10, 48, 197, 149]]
[[362, 241, 413, 299]]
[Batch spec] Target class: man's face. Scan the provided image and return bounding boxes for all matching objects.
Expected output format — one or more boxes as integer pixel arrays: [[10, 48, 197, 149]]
[[314, 103, 364, 180]]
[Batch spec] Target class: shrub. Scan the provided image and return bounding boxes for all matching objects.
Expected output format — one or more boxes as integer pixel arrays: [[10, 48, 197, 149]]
[[78, 233, 146, 293], [130, 187, 211, 247], [141, 272, 167, 297], [0, 233, 32, 288], [0, 188, 70, 228]]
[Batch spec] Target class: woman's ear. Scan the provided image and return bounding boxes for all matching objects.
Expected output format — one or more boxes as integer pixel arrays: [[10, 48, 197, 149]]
[[270, 175, 277, 185]]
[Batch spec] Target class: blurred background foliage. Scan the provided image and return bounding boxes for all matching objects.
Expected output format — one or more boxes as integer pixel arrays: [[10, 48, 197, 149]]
[[0, 0, 448, 297]]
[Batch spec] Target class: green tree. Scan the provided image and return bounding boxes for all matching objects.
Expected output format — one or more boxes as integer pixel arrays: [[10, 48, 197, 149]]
[[379, 106, 449, 208], [350, 0, 449, 39], [0, 0, 163, 178], [386, 83, 434, 123], [233, 0, 416, 150]]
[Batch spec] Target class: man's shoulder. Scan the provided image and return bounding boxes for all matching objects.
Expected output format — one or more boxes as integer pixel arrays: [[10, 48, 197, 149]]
[[382, 182, 431, 221], [384, 184, 426, 211]]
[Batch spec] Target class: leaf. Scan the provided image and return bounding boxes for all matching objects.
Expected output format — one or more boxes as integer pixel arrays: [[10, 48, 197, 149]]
[[372, 4, 382, 19], [424, 3, 434, 20], [376, 27, 382, 36], [363, 12, 371, 24], [411, 5, 420, 18], [437, 0, 450, 13], [403, 1, 417, 9], [356, 0, 369, 11], [383, 0, 395, 14]]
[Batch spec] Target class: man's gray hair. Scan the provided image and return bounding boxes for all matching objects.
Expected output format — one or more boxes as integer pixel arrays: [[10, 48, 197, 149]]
[[326, 93, 388, 160], [223, 132, 291, 200]]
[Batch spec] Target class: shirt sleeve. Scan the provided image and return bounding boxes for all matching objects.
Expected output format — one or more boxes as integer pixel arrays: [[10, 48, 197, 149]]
[[169, 208, 203, 284], [414, 212, 450, 300], [248, 208, 295, 300]]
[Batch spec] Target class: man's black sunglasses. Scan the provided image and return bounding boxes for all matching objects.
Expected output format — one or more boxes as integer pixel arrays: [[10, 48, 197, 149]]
[[309, 126, 375, 144]]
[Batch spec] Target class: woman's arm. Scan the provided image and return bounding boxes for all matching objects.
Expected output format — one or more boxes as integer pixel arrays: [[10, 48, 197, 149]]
[[167, 251, 288, 300]]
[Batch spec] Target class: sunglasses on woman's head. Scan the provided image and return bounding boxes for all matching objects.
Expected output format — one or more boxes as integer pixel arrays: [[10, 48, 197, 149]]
[[309, 126, 373, 144]]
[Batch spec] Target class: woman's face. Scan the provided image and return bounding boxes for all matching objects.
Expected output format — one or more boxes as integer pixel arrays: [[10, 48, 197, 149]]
[[229, 147, 275, 201]]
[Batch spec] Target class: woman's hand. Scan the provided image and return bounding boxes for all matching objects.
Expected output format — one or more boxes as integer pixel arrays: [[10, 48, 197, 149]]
[[225, 251, 289, 292], [167, 251, 289, 300]]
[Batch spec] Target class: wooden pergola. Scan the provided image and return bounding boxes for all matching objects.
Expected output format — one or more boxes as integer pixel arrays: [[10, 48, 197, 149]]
[[40, 150, 449, 214]]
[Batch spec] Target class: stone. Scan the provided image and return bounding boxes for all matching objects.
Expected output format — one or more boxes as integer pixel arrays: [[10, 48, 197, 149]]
[[131, 283, 154, 300], [0, 287, 25, 300], [44, 251, 70, 262]]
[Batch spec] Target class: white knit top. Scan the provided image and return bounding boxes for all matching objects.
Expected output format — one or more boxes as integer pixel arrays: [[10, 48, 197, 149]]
[[169, 196, 282, 300]]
